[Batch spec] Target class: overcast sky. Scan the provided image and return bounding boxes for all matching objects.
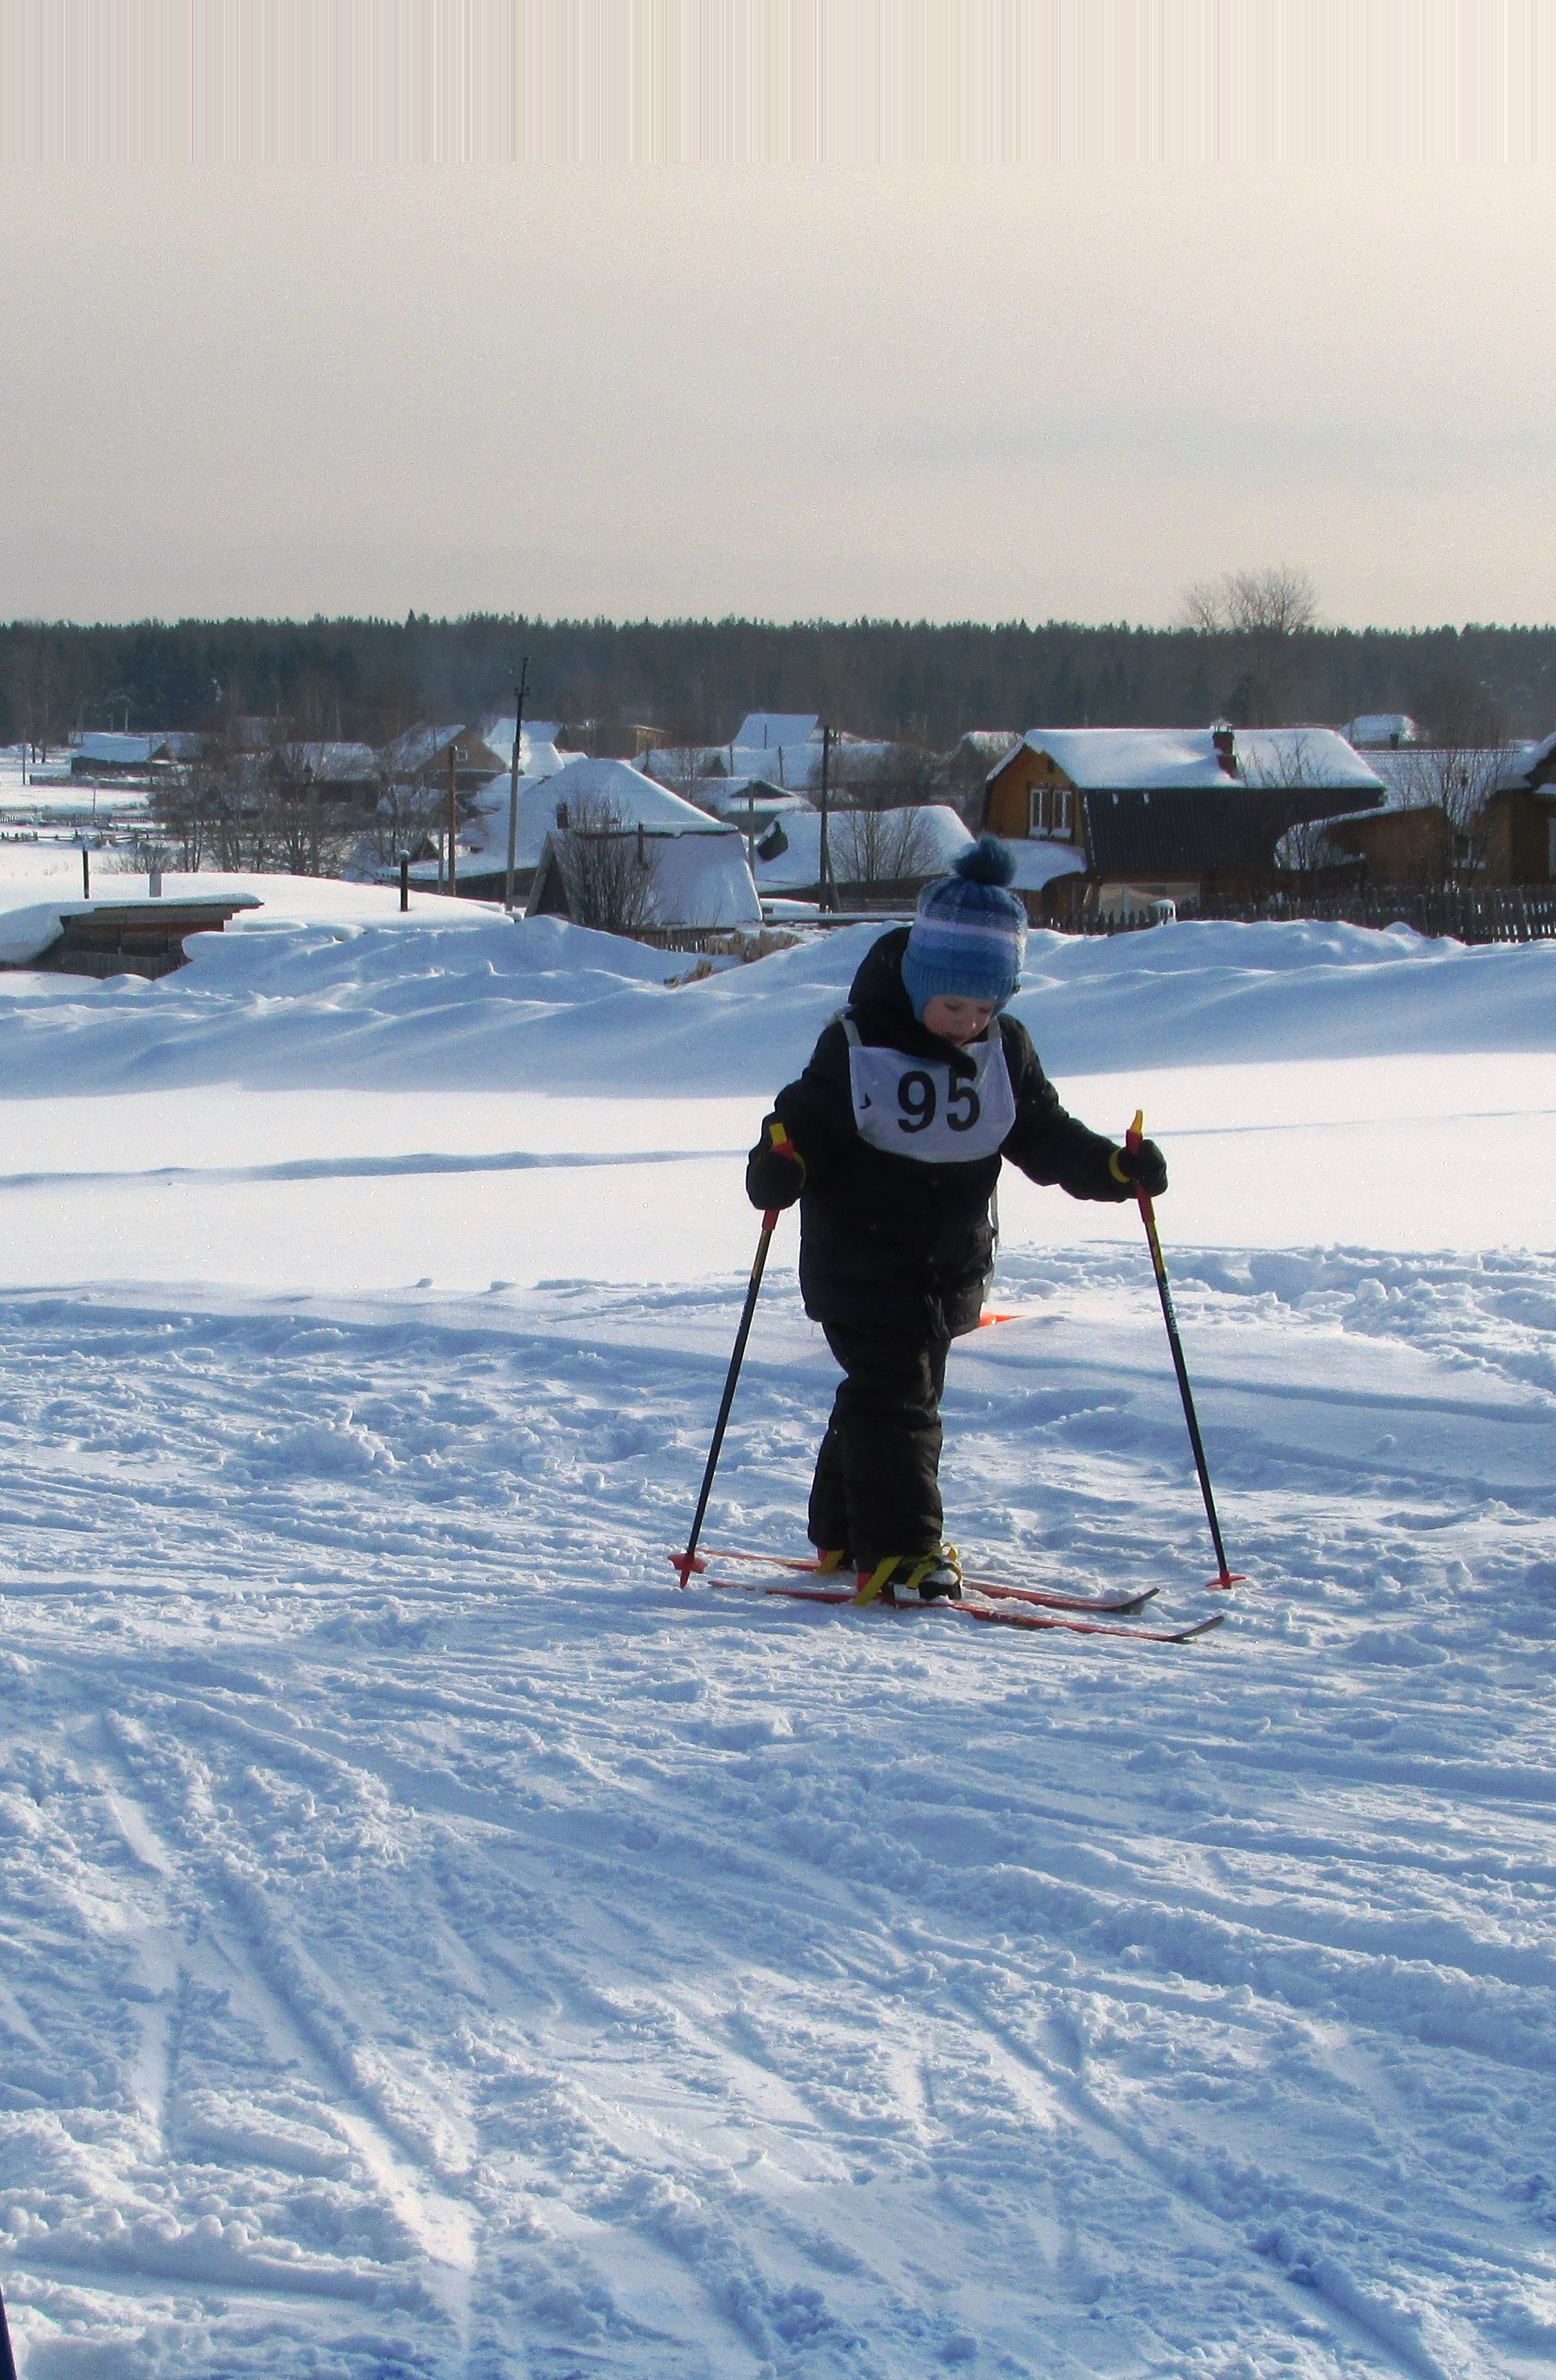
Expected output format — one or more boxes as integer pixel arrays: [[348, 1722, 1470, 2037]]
[[3, 160, 1553, 629]]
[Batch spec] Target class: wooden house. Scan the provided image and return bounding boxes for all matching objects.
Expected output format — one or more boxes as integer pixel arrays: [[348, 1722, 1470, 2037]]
[[269, 740, 383, 810], [381, 724, 505, 796], [983, 728, 1386, 919], [1483, 732, 1556, 884], [1323, 740, 1555, 888]]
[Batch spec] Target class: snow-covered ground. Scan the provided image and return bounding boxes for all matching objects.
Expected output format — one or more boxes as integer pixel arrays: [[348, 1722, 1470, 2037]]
[[1, 881, 1553, 2378]]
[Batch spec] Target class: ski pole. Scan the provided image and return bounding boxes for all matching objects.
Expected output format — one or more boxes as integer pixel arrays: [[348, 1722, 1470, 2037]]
[[672, 1200, 785, 1586], [1126, 1110, 1245, 1590], [0, 2276, 17, 2380]]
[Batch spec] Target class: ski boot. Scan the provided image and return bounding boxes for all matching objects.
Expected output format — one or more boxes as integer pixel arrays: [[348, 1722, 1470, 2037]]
[[859, 1550, 963, 1606]]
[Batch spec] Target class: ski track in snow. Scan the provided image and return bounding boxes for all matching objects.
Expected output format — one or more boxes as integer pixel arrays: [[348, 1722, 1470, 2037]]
[[1, 1243, 1554, 2379]]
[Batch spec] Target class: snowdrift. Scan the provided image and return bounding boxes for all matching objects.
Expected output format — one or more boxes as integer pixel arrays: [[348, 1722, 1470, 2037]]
[[1, 894, 1553, 1097]]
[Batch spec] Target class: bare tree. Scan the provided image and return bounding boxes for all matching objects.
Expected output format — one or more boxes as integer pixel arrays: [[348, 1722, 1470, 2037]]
[[554, 798, 661, 934], [840, 735, 940, 811], [1183, 565, 1319, 725], [151, 740, 213, 871], [5, 627, 69, 762], [359, 772, 446, 870], [1390, 743, 1511, 886], [1184, 565, 1317, 639], [830, 806, 938, 889], [651, 731, 714, 812]]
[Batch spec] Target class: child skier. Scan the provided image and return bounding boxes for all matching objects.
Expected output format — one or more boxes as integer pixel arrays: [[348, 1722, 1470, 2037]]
[[746, 835, 1168, 1605]]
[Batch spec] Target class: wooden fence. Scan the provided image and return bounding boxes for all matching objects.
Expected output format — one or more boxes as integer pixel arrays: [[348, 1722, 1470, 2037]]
[[1082, 887, 1556, 946]]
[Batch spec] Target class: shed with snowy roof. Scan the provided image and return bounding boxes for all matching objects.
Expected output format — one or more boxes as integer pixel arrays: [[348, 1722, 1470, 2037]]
[[982, 726, 1386, 917], [753, 804, 976, 906], [1346, 714, 1425, 750], [526, 820, 760, 938], [449, 757, 740, 905], [69, 733, 178, 778]]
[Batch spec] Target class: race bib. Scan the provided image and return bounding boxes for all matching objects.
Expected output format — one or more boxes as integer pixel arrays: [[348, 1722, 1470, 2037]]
[[843, 1015, 1016, 1164]]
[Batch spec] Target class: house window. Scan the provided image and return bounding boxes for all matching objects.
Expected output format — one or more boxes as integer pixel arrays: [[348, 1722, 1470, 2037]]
[[1549, 816, 1556, 878], [1028, 782, 1073, 840]]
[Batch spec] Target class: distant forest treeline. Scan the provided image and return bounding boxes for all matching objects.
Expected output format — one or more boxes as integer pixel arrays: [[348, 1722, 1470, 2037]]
[[4, 613, 1555, 752]]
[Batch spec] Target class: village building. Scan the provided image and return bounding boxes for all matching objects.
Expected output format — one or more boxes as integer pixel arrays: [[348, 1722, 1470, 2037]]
[[267, 740, 382, 809], [982, 726, 1387, 919], [1315, 738, 1555, 890], [69, 732, 181, 779], [644, 715, 901, 803], [752, 804, 973, 908], [1318, 747, 1505, 886], [381, 723, 506, 796], [1483, 731, 1556, 884], [440, 754, 743, 906], [0, 890, 261, 979], [1345, 713, 1425, 750], [527, 821, 760, 935]]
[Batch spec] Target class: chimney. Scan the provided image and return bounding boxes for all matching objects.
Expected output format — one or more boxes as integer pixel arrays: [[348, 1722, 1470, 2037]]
[[555, 800, 569, 828], [1211, 722, 1237, 775]]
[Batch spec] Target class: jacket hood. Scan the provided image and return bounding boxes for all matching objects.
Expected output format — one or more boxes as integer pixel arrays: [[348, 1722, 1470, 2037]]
[[848, 926, 916, 1023]]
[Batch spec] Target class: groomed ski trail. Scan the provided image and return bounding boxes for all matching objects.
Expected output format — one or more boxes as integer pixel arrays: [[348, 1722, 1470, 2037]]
[[0, 1246, 1552, 2376]]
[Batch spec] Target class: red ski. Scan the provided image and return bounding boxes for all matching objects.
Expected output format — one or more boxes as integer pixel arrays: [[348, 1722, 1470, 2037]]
[[687, 1546, 1159, 1617], [671, 1558, 1225, 1646]]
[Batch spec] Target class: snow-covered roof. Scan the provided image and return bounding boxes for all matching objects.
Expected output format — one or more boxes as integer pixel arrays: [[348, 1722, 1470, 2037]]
[[1361, 746, 1528, 816], [640, 831, 762, 928], [1346, 715, 1424, 749], [384, 723, 464, 772], [997, 727, 1384, 796], [383, 724, 503, 780], [731, 713, 820, 750], [702, 783, 814, 822], [480, 717, 572, 769], [0, 892, 263, 966], [70, 733, 172, 766], [725, 737, 899, 794], [1003, 841, 1088, 893], [753, 805, 972, 892], [457, 755, 724, 875], [275, 740, 380, 781], [1493, 731, 1555, 793]]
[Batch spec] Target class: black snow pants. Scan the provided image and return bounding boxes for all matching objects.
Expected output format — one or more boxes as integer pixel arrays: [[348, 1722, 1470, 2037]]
[[807, 1321, 952, 1572]]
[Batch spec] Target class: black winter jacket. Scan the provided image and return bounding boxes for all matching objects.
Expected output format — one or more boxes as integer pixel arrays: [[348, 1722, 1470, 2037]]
[[747, 928, 1132, 1340]]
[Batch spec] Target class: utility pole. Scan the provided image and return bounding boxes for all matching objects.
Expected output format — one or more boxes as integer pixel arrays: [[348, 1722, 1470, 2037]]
[[446, 740, 458, 899], [505, 655, 529, 916], [818, 722, 838, 912]]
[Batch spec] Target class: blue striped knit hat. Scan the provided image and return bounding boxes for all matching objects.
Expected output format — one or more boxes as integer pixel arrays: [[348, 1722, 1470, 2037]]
[[900, 836, 1027, 1019]]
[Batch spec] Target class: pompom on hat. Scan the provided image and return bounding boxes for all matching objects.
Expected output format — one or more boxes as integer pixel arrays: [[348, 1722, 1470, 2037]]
[[899, 835, 1027, 1020]]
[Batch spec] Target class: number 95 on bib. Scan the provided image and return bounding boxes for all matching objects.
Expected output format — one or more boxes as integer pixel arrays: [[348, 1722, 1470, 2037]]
[[843, 1019, 1016, 1164]]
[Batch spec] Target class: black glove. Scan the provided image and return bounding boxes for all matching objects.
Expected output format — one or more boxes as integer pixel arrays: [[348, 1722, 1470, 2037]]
[[746, 1116, 807, 1212], [1108, 1138, 1168, 1198]]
